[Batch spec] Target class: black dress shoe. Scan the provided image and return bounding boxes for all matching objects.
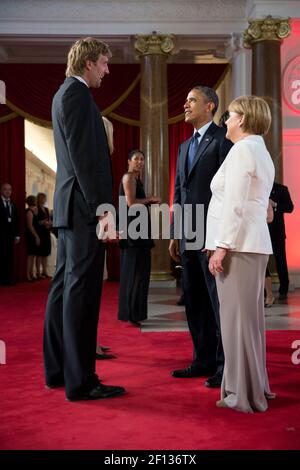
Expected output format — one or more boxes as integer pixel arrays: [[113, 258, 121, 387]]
[[204, 371, 223, 388], [129, 320, 141, 327], [171, 366, 215, 378], [67, 383, 126, 401], [45, 381, 65, 389], [176, 295, 185, 306], [96, 352, 116, 360], [278, 293, 288, 300]]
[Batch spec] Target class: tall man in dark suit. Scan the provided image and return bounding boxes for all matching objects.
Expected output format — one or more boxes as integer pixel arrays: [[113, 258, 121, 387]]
[[169, 86, 232, 388], [269, 182, 294, 300], [0, 183, 20, 286], [43, 38, 125, 401]]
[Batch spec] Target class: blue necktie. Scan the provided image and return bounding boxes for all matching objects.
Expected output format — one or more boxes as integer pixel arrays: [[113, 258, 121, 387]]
[[187, 131, 200, 173]]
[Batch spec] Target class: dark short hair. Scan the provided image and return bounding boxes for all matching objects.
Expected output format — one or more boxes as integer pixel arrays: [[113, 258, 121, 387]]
[[219, 110, 229, 128], [26, 195, 36, 206], [128, 149, 145, 161], [191, 86, 219, 116]]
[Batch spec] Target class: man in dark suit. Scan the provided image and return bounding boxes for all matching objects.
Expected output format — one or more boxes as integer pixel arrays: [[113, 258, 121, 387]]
[[169, 86, 232, 388], [43, 37, 125, 401], [269, 182, 294, 300], [0, 183, 20, 286]]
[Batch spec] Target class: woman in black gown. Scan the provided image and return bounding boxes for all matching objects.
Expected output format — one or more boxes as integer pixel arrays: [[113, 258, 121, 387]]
[[118, 149, 161, 326], [36, 192, 51, 278]]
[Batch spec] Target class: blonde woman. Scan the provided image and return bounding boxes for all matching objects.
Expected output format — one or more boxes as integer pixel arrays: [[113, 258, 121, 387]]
[[206, 96, 276, 413]]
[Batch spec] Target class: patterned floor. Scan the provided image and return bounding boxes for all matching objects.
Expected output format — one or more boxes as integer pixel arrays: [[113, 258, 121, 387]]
[[141, 288, 300, 332]]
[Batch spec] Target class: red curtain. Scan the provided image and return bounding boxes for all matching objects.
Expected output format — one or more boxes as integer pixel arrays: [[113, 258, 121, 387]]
[[0, 116, 26, 281]]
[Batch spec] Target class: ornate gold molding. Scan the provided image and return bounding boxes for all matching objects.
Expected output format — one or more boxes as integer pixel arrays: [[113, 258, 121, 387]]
[[134, 32, 175, 57], [243, 15, 291, 48]]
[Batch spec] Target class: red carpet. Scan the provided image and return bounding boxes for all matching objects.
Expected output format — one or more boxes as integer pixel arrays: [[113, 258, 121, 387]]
[[0, 281, 300, 450]]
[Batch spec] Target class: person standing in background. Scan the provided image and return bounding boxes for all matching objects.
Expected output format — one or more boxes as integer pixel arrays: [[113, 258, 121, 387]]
[[36, 192, 52, 279], [0, 183, 20, 286], [268, 182, 294, 301], [118, 149, 161, 327]]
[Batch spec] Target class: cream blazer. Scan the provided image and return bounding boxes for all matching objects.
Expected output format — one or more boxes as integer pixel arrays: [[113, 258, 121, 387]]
[[205, 135, 275, 254]]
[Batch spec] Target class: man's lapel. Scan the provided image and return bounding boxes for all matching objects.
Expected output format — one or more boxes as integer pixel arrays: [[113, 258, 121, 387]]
[[187, 123, 217, 178], [181, 138, 192, 183]]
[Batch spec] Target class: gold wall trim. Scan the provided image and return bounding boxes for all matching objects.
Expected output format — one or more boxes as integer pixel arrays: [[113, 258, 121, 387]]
[[244, 15, 291, 48], [0, 112, 18, 124], [5, 99, 52, 128], [109, 112, 140, 127], [103, 73, 141, 115]]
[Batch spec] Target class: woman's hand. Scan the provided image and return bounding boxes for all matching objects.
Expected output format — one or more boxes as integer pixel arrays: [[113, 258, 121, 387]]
[[208, 247, 227, 276], [150, 196, 161, 204]]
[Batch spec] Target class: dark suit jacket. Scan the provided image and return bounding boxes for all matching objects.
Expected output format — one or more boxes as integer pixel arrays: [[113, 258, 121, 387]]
[[269, 182, 294, 242], [171, 121, 232, 251], [51, 77, 113, 228], [0, 199, 19, 242]]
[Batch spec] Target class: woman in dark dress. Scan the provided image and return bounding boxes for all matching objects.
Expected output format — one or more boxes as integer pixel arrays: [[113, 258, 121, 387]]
[[25, 195, 40, 281], [36, 192, 51, 278], [118, 149, 161, 326]]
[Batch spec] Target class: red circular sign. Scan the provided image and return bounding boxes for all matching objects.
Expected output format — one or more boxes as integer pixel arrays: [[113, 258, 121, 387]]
[[283, 56, 300, 114]]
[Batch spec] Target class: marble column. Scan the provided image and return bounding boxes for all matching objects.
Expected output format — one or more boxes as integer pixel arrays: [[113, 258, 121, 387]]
[[244, 15, 291, 182], [135, 33, 174, 281], [226, 33, 252, 101]]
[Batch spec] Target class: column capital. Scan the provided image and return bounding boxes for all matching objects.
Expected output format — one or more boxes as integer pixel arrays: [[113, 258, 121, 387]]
[[134, 32, 175, 57], [243, 15, 291, 48]]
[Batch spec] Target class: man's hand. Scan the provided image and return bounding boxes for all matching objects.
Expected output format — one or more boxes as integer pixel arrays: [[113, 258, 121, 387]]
[[97, 212, 121, 243], [169, 239, 180, 263], [208, 247, 227, 276], [150, 196, 162, 204]]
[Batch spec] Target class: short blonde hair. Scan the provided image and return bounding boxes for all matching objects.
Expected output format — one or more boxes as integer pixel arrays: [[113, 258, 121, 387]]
[[102, 117, 114, 155], [228, 95, 271, 136], [66, 37, 112, 77]]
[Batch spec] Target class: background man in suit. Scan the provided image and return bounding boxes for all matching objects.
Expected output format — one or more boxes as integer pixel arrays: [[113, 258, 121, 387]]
[[269, 182, 294, 300], [43, 37, 125, 401], [0, 183, 20, 286], [169, 86, 232, 388]]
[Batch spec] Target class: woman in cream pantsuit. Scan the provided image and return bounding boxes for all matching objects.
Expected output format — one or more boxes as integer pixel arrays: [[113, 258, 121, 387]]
[[205, 95, 276, 413]]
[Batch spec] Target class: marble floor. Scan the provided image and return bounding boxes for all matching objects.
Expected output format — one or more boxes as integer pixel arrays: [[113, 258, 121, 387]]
[[141, 288, 300, 332]]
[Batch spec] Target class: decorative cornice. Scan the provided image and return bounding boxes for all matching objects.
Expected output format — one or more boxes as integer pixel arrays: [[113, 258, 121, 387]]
[[134, 33, 175, 57], [243, 15, 291, 48]]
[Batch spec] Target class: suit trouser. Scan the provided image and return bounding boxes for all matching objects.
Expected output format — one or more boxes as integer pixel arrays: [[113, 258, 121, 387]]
[[181, 250, 224, 371], [272, 238, 289, 295], [0, 235, 15, 284], [43, 200, 104, 398]]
